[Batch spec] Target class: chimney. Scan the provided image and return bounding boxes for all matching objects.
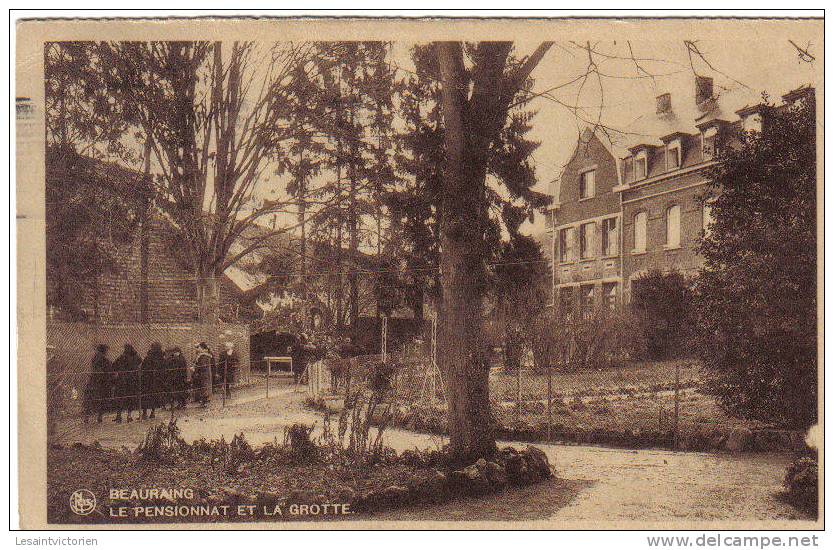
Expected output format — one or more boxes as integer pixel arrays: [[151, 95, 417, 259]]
[[695, 76, 714, 105], [656, 93, 672, 114]]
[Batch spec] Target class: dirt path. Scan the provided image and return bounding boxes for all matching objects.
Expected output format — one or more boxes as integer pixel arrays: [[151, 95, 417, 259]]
[[55, 388, 813, 524]]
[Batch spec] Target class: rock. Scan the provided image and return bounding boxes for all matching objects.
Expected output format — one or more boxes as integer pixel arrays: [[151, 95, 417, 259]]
[[337, 486, 357, 504], [484, 461, 507, 488], [287, 489, 316, 503], [725, 427, 754, 452], [222, 488, 247, 503], [505, 454, 530, 485], [255, 490, 282, 506], [524, 445, 553, 480]]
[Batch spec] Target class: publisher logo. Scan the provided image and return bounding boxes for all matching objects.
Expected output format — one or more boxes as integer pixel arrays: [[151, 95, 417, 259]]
[[69, 489, 96, 516]]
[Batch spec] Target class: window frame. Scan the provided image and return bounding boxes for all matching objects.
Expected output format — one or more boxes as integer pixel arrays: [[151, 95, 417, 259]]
[[601, 216, 619, 257], [558, 227, 575, 263], [603, 282, 618, 311], [579, 169, 596, 200], [665, 204, 681, 249], [632, 211, 647, 253], [666, 138, 682, 170], [579, 222, 596, 260], [634, 151, 648, 180]]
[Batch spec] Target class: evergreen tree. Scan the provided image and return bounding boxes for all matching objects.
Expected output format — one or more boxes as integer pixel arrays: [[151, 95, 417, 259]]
[[695, 94, 817, 429]]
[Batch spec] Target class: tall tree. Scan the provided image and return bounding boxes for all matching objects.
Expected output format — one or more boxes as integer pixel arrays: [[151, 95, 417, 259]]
[[695, 95, 817, 429], [434, 41, 552, 461], [98, 41, 318, 323]]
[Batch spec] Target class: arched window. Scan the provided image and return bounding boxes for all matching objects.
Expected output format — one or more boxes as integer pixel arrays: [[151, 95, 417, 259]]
[[633, 212, 647, 252], [666, 205, 680, 248]]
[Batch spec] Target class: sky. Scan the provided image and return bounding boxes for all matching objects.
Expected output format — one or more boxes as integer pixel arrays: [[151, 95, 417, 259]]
[[93, 36, 822, 252]]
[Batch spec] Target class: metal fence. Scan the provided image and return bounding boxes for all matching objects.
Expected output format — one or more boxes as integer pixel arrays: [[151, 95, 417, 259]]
[[310, 351, 767, 449]]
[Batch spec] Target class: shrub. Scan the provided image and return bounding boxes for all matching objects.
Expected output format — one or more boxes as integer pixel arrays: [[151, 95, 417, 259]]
[[283, 423, 318, 464], [137, 418, 187, 464], [368, 361, 399, 394], [783, 455, 818, 516], [530, 306, 636, 372], [631, 270, 694, 360]]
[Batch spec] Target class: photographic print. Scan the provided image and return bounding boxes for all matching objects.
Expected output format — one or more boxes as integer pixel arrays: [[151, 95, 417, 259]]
[[14, 15, 823, 530]]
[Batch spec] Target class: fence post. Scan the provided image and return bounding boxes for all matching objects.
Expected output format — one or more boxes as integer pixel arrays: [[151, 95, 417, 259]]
[[673, 362, 680, 449]]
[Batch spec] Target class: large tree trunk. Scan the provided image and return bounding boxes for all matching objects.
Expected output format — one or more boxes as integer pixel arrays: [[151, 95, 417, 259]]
[[436, 43, 497, 463], [196, 270, 220, 324], [434, 40, 551, 463]]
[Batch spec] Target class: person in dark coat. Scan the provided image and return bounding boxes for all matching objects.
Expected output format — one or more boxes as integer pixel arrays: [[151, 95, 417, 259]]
[[140, 342, 165, 419], [82, 344, 112, 423], [193, 342, 213, 407], [218, 341, 240, 399], [112, 343, 141, 423], [165, 347, 189, 410]]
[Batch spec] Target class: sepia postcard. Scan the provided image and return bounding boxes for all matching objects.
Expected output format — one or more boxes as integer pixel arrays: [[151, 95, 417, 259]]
[[14, 14, 824, 531]]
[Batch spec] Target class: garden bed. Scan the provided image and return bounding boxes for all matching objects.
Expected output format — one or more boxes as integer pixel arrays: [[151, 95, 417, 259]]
[[47, 420, 554, 524], [371, 400, 807, 454]]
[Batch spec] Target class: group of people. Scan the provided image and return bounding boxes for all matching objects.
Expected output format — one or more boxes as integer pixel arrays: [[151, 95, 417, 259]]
[[82, 340, 240, 423]]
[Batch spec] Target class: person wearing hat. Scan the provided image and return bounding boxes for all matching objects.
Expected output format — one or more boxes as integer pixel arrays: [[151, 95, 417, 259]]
[[218, 341, 240, 399], [140, 342, 165, 419], [193, 342, 213, 407], [82, 344, 112, 423], [165, 346, 189, 410], [112, 343, 142, 423]]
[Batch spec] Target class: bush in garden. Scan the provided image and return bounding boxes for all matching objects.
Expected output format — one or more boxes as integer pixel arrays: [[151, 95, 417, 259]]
[[137, 417, 188, 464], [530, 306, 636, 372], [283, 423, 318, 464], [368, 361, 399, 394], [631, 270, 695, 360], [782, 455, 818, 515]]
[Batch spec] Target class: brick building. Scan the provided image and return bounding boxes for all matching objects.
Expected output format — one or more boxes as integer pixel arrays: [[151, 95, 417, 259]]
[[546, 127, 624, 311], [617, 79, 814, 300], [548, 78, 815, 309], [73, 213, 256, 324], [45, 152, 259, 324]]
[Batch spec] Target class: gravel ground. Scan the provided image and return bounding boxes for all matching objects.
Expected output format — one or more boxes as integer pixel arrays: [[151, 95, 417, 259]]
[[53, 386, 815, 525]]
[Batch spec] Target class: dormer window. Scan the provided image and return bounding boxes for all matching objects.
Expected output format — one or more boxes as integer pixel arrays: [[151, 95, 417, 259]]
[[579, 169, 595, 199], [622, 157, 634, 183], [634, 151, 648, 180], [666, 139, 681, 170], [737, 105, 764, 134], [742, 113, 762, 133], [702, 126, 718, 160]]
